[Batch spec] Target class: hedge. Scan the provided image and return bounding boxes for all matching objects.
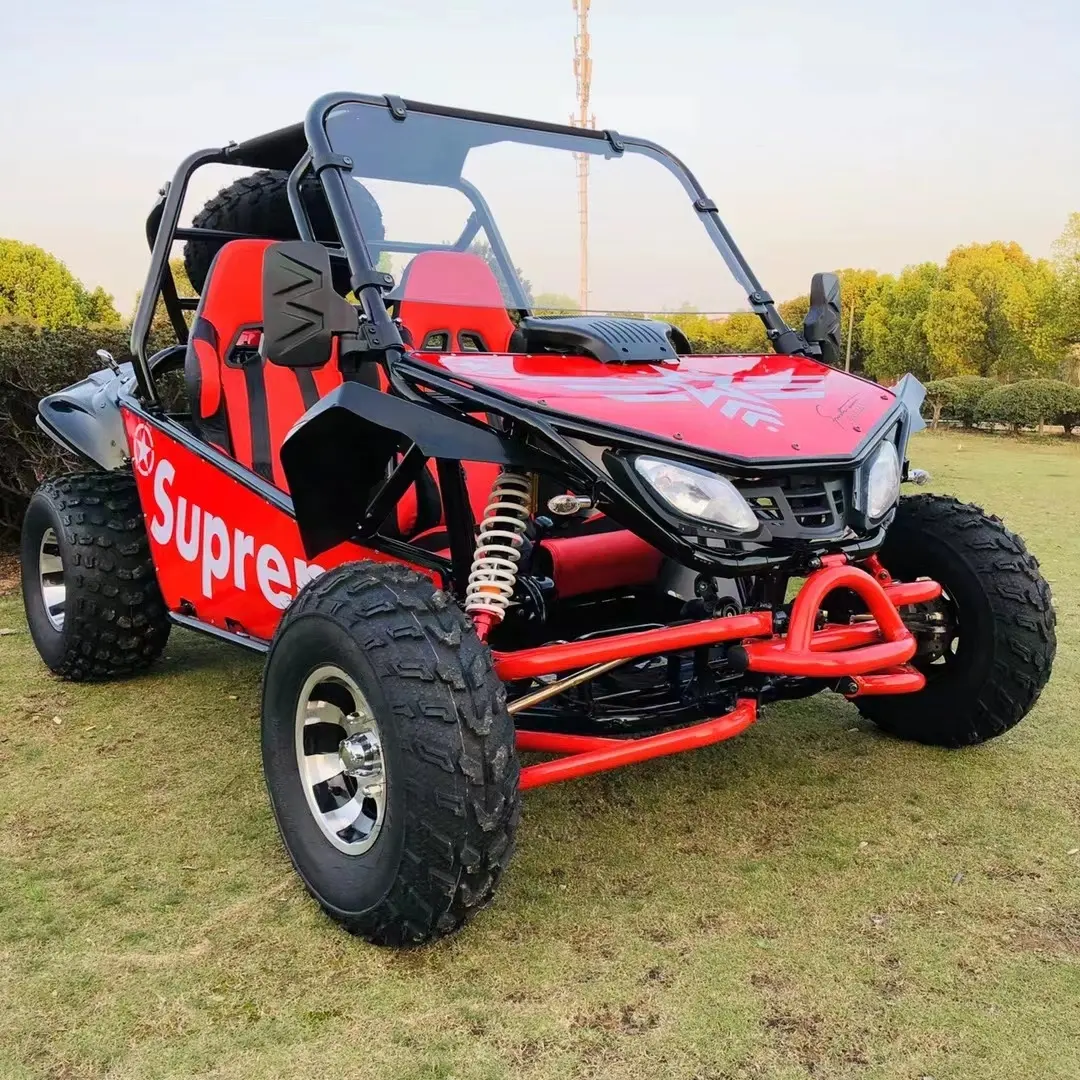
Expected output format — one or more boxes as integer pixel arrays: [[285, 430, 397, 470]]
[[974, 379, 1080, 434], [922, 375, 996, 428], [0, 321, 134, 546]]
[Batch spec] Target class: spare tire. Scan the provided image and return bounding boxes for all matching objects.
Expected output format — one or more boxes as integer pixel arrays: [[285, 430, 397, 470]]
[[183, 170, 384, 294]]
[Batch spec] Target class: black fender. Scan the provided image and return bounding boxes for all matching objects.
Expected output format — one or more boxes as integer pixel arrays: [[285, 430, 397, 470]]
[[36, 364, 135, 471], [280, 379, 547, 557], [36, 348, 187, 472]]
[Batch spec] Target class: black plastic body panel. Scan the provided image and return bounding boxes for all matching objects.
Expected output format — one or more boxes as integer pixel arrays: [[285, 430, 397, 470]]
[[37, 364, 134, 471], [280, 380, 546, 557]]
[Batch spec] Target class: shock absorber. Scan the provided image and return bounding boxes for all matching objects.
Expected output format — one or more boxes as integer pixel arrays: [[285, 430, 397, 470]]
[[465, 470, 533, 640]]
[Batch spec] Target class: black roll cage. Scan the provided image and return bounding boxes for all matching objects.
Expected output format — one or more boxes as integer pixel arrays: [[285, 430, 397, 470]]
[[129, 90, 808, 409]]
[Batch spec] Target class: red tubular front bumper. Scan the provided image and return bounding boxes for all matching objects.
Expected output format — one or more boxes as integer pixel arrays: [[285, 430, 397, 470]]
[[497, 556, 941, 790], [517, 700, 758, 790]]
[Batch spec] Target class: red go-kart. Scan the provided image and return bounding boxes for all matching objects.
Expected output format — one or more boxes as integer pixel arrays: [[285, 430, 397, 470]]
[[21, 93, 1056, 945]]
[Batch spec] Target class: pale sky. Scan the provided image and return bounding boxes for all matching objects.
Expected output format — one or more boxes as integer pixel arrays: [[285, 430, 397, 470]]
[[2, 0, 1078, 316]]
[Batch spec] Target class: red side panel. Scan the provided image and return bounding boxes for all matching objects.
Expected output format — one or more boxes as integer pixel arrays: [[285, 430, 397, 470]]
[[540, 531, 664, 599], [398, 251, 516, 353], [121, 408, 432, 642]]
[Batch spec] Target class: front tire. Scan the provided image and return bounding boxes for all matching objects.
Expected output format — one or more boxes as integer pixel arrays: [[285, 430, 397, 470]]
[[20, 472, 170, 680], [262, 562, 520, 947], [857, 494, 1055, 746]]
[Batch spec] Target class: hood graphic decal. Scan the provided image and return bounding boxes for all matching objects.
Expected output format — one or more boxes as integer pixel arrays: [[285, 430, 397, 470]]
[[441, 358, 827, 432], [422, 353, 897, 460]]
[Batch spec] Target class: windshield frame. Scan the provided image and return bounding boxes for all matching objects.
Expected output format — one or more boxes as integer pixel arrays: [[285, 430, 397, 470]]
[[301, 92, 798, 354]]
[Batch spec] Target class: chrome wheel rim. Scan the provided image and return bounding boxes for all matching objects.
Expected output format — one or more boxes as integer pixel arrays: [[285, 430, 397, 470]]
[[38, 527, 66, 632], [295, 665, 386, 855]]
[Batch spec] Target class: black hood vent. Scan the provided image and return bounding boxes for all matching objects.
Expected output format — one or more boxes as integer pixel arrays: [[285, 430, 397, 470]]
[[509, 315, 692, 364]]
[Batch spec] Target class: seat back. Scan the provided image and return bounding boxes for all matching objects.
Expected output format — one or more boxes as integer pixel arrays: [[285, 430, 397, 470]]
[[185, 239, 344, 490], [398, 251, 516, 353]]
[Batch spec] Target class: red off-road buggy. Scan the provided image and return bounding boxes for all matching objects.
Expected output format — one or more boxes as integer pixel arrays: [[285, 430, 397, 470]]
[[21, 93, 1056, 946]]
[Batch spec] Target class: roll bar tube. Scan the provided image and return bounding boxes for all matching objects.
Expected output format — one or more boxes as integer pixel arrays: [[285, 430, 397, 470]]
[[130, 147, 230, 406]]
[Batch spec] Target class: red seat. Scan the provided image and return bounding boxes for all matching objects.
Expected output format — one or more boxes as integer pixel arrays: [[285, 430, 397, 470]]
[[398, 251, 516, 353], [184, 239, 343, 491]]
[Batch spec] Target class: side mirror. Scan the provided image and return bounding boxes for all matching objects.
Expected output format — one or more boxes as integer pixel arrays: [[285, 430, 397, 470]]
[[262, 241, 358, 368], [803, 272, 842, 367]]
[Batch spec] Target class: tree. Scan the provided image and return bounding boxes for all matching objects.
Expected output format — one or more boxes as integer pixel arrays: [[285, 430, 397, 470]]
[[833, 268, 889, 372], [778, 293, 809, 330], [712, 312, 770, 354], [921, 375, 995, 428], [0, 239, 120, 328], [862, 263, 941, 383], [533, 292, 580, 314], [947, 374, 996, 427], [922, 379, 961, 429], [1052, 212, 1080, 383], [924, 241, 1064, 381]]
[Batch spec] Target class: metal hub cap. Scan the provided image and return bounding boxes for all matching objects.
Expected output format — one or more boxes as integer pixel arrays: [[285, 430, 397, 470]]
[[38, 528, 66, 631], [295, 665, 386, 855]]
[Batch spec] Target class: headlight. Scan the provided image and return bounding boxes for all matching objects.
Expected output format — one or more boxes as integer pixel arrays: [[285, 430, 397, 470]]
[[634, 456, 758, 532], [865, 440, 901, 519]]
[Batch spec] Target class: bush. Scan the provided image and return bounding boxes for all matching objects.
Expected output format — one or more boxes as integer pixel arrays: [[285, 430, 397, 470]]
[[922, 379, 961, 429], [665, 311, 771, 354], [974, 379, 1080, 434], [0, 320, 133, 546], [922, 375, 995, 429], [944, 375, 996, 427]]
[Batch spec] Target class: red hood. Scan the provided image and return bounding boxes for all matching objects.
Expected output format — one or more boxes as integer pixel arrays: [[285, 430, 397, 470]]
[[418, 352, 897, 461]]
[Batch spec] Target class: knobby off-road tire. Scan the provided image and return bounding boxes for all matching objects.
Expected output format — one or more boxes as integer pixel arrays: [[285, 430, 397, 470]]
[[857, 494, 1055, 746], [20, 472, 170, 680], [183, 170, 384, 294], [262, 561, 521, 947]]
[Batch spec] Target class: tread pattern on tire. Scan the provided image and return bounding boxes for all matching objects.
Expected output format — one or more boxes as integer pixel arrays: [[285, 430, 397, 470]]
[[857, 493, 1055, 746], [184, 172, 307, 294], [183, 170, 381, 296], [34, 472, 170, 680], [272, 561, 521, 946]]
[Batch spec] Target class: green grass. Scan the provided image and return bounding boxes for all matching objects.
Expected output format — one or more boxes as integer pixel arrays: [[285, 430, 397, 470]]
[[1, 429, 1079, 1080]]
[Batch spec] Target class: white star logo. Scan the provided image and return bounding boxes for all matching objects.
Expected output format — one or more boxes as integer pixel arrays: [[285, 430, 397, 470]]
[[132, 423, 155, 477]]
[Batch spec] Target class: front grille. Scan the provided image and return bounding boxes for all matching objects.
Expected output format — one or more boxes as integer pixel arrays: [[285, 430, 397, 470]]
[[736, 472, 851, 538]]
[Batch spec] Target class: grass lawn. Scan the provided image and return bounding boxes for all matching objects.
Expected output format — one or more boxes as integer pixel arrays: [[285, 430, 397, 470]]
[[1, 428, 1078, 1080]]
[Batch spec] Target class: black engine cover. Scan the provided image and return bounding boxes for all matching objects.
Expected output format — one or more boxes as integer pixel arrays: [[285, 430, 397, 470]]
[[508, 315, 692, 364]]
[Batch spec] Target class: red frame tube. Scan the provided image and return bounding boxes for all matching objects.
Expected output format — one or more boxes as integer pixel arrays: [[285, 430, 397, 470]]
[[742, 637, 915, 676], [503, 559, 938, 791], [883, 579, 942, 606], [517, 700, 758, 790], [842, 665, 926, 697], [740, 563, 927, 676], [493, 611, 772, 681], [515, 730, 622, 754]]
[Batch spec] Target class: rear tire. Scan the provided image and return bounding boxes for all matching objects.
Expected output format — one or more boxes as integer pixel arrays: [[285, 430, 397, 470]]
[[262, 561, 520, 947], [183, 170, 383, 294], [20, 472, 170, 680], [856, 494, 1055, 746]]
